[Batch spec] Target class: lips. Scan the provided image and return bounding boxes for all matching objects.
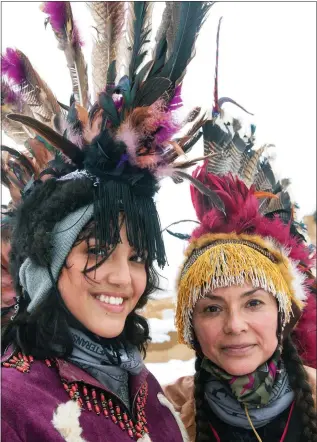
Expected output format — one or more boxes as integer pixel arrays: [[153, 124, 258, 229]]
[[221, 344, 256, 355], [222, 344, 255, 350]]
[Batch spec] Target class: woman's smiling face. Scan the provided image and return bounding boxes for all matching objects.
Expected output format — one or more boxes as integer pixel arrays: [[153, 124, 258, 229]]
[[58, 221, 147, 339], [193, 283, 279, 375]]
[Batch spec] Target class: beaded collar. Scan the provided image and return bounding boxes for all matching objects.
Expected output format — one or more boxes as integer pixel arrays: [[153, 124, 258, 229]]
[[2, 352, 149, 440]]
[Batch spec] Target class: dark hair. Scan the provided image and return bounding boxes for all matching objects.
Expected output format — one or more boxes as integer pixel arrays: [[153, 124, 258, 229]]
[[193, 337, 317, 442], [2, 176, 162, 360], [283, 337, 317, 442]]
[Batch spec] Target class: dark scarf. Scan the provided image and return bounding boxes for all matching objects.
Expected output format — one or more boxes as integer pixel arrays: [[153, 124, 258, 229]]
[[67, 328, 144, 410], [203, 345, 295, 429]]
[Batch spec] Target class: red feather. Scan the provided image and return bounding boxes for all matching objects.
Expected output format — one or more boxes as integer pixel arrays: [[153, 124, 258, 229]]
[[292, 291, 317, 368], [189, 163, 313, 269]]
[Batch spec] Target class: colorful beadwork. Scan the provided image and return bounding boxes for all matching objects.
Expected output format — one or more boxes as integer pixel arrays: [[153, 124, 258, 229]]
[[2, 352, 33, 373], [2, 354, 149, 440], [61, 377, 149, 440]]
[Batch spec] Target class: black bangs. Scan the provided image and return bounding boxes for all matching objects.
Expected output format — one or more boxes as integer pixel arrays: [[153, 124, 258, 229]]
[[92, 179, 166, 269]]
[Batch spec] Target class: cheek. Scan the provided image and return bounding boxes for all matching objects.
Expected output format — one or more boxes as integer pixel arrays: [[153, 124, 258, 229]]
[[253, 311, 278, 342], [193, 316, 221, 352], [58, 266, 87, 304], [131, 267, 147, 300]]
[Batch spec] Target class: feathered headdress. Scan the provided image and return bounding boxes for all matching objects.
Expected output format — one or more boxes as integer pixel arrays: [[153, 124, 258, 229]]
[[1, 1, 225, 270], [175, 19, 316, 348]]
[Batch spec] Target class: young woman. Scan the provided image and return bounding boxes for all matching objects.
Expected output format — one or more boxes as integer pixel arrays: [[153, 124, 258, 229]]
[[1, 2, 214, 440]]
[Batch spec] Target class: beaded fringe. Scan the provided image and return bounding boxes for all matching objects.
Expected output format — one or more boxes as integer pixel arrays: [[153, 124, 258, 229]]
[[176, 233, 299, 347]]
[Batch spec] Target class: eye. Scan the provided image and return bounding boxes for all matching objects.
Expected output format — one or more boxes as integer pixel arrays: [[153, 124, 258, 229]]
[[247, 299, 263, 309], [88, 248, 108, 258], [130, 255, 146, 264], [204, 305, 221, 314]]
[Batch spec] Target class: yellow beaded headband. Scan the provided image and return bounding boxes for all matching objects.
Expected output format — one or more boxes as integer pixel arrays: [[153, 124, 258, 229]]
[[176, 232, 308, 348]]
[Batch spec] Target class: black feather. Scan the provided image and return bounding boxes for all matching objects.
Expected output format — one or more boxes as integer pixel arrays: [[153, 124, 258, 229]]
[[7, 114, 84, 166], [166, 229, 191, 240], [159, 2, 213, 84], [98, 93, 120, 126], [107, 60, 117, 91], [57, 100, 70, 111], [174, 170, 226, 214], [133, 77, 171, 107], [129, 2, 152, 83], [130, 60, 153, 104], [147, 36, 168, 78]]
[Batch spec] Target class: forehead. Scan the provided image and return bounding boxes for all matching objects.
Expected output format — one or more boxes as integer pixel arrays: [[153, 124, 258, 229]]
[[201, 283, 273, 302], [212, 283, 255, 297]]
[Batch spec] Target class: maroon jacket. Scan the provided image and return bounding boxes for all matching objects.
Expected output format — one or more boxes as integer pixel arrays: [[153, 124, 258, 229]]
[[1, 349, 187, 442]]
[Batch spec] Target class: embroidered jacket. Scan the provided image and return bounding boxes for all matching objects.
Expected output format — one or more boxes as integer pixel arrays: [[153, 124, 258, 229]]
[[1, 349, 188, 442], [163, 369, 316, 442]]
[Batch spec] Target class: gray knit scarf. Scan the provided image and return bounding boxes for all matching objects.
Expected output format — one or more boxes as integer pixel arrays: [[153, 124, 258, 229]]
[[204, 360, 294, 429], [68, 328, 144, 410]]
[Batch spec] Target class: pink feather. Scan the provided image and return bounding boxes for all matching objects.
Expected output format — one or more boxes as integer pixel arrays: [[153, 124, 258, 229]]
[[1, 48, 25, 85], [42, 2, 67, 32]]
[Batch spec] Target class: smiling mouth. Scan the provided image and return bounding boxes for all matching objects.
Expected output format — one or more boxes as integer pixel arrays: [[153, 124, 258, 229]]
[[96, 294, 124, 305], [91, 293, 127, 313]]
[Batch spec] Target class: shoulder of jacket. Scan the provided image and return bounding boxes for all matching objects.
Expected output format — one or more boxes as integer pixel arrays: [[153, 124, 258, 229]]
[[162, 376, 195, 414]]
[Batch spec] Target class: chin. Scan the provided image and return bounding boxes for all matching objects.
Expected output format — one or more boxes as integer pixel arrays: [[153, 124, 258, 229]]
[[87, 318, 126, 339], [221, 360, 260, 376]]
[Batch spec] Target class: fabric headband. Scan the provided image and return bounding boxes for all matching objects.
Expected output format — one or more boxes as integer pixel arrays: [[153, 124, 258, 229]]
[[19, 205, 94, 312], [176, 232, 308, 348]]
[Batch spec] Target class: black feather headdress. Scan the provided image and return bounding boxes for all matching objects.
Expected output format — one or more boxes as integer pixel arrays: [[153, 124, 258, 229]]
[[1, 1, 221, 268]]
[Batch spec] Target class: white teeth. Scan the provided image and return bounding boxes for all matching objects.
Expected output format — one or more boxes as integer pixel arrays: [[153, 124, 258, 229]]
[[96, 295, 124, 305]]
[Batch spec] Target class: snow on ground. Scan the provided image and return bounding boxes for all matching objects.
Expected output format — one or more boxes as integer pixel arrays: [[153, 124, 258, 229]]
[[145, 307, 195, 385], [147, 309, 176, 344], [146, 358, 195, 386]]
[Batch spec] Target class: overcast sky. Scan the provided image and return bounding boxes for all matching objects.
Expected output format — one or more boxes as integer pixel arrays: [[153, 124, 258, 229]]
[[2, 2, 316, 293]]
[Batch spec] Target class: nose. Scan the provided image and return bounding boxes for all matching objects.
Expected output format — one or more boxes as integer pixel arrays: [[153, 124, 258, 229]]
[[97, 254, 132, 289], [223, 310, 248, 335]]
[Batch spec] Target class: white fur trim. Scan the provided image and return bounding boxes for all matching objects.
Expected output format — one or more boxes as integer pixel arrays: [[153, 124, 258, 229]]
[[52, 400, 86, 442], [138, 434, 153, 442], [263, 236, 308, 303], [288, 258, 308, 302], [157, 393, 190, 442]]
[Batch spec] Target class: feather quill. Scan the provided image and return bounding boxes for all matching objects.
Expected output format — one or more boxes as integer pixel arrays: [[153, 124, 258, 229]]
[[87, 2, 125, 99], [42, 2, 89, 108]]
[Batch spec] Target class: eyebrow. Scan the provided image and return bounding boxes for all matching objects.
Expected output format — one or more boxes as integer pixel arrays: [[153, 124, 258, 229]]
[[204, 288, 259, 301]]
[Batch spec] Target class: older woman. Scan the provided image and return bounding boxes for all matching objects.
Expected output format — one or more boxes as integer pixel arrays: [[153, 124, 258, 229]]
[[165, 164, 317, 442], [164, 16, 316, 439]]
